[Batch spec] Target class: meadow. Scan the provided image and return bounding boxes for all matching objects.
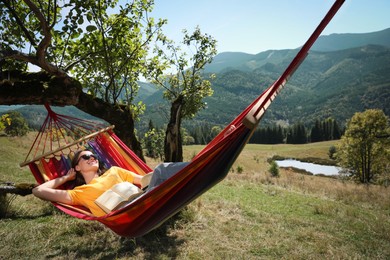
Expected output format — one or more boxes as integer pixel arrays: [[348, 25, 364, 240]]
[[1, 133, 389, 259]]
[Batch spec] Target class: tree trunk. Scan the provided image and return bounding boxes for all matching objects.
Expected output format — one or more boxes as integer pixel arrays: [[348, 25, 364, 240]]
[[164, 96, 183, 162], [0, 70, 145, 161], [77, 93, 145, 161]]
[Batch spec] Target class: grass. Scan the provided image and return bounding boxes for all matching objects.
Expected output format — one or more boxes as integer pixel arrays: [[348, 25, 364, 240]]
[[1, 134, 390, 259]]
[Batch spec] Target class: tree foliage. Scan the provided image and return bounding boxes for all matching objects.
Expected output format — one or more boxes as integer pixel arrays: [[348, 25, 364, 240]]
[[0, 114, 11, 132], [188, 121, 218, 145], [143, 120, 165, 161], [0, 0, 167, 159], [269, 161, 280, 177], [250, 125, 284, 144], [1, 0, 165, 80], [148, 26, 217, 162], [286, 122, 307, 144], [310, 118, 342, 142], [337, 109, 390, 183], [65, 1, 166, 111], [2, 111, 29, 136]]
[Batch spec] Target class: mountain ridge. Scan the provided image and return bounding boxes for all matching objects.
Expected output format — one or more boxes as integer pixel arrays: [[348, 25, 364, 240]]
[[142, 28, 390, 130], [204, 28, 390, 74], [1, 28, 389, 134]]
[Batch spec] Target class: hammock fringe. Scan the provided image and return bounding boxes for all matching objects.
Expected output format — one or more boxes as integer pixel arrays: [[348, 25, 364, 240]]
[[20, 125, 115, 167]]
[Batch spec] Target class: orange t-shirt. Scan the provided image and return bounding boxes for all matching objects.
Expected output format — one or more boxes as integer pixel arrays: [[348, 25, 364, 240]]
[[67, 166, 138, 217]]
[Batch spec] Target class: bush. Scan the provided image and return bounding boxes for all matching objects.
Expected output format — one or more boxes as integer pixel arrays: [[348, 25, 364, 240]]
[[3, 111, 29, 137], [328, 145, 337, 159], [269, 161, 279, 177]]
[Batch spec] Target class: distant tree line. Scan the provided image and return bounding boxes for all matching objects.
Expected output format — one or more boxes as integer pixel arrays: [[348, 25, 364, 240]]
[[3, 108, 388, 186], [1, 108, 342, 147], [0, 109, 342, 158], [249, 118, 342, 145], [142, 117, 343, 160]]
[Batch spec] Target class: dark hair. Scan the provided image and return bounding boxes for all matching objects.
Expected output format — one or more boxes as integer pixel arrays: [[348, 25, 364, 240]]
[[71, 150, 106, 186]]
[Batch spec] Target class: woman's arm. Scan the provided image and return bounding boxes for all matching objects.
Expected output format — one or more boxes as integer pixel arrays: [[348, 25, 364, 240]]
[[32, 168, 76, 204]]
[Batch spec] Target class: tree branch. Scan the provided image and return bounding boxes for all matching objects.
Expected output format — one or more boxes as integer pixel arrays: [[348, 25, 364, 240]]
[[0, 183, 35, 196], [0, 70, 81, 106], [1, 49, 39, 66], [23, 0, 67, 77], [1, 0, 37, 47]]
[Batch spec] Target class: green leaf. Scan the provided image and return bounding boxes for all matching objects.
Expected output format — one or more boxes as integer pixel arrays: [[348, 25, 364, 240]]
[[77, 17, 84, 25], [86, 25, 97, 32]]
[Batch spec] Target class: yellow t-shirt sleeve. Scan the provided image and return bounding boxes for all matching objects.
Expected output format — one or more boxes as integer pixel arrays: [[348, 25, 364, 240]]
[[67, 185, 108, 217], [66, 166, 140, 216], [114, 166, 139, 183]]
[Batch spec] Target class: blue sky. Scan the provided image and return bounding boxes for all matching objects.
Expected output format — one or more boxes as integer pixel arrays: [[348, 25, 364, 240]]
[[151, 0, 390, 54]]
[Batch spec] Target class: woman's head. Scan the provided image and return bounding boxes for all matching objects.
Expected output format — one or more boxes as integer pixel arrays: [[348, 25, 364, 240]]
[[71, 150, 104, 186]]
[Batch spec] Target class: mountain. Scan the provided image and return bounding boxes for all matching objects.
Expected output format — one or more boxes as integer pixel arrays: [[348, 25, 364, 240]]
[[0, 105, 24, 113], [2, 29, 389, 133], [203, 28, 390, 74], [311, 28, 390, 52], [174, 45, 388, 128], [135, 81, 159, 103], [142, 28, 390, 130]]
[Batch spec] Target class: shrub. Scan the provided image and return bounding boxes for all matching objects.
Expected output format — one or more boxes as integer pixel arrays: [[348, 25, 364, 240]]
[[3, 111, 29, 137], [328, 145, 337, 159], [269, 161, 279, 177]]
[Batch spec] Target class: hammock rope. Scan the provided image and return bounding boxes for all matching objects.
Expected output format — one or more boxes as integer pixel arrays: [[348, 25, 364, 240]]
[[21, 103, 109, 166], [21, 0, 345, 237]]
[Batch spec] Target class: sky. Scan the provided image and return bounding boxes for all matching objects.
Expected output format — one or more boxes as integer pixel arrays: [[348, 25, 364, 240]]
[[151, 0, 390, 54]]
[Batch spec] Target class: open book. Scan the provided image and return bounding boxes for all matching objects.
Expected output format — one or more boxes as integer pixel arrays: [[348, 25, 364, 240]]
[[95, 182, 144, 214]]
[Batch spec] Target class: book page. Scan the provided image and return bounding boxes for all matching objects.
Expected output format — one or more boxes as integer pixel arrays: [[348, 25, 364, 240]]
[[95, 189, 125, 213], [111, 182, 142, 199]]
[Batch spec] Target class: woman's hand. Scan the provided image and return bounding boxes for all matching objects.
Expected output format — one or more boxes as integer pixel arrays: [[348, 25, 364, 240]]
[[65, 168, 77, 181], [32, 168, 76, 204]]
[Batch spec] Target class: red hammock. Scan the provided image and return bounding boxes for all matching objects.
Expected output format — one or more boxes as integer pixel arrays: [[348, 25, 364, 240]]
[[21, 0, 344, 238]]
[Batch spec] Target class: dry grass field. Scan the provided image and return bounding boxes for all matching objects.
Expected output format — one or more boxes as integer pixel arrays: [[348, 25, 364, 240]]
[[1, 134, 390, 259]]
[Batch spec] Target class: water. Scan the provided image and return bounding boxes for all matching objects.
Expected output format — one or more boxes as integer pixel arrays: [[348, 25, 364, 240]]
[[275, 159, 341, 176]]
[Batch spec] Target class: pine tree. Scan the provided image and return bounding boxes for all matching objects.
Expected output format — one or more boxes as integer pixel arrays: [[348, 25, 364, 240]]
[[310, 119, 322, 142]]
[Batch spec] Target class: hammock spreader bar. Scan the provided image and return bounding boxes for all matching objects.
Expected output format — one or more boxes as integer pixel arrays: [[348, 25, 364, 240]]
[[21, 103, 109, 165], [22, 0, 345, 238]]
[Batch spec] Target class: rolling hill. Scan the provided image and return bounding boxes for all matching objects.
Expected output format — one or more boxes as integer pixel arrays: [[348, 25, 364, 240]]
[[141, 29, 390, 129], [1, 28, 389, 133]]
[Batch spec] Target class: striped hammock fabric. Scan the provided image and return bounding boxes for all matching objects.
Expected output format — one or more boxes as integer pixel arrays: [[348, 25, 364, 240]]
[[21, 0, 344, 237]]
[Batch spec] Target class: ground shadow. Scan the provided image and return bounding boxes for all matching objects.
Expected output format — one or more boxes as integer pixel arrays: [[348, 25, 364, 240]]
[[45, 213, 187, 259]]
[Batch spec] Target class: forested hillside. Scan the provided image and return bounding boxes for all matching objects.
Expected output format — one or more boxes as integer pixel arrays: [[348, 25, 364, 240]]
[[141, 29, 390, 131], [2, 29, 389, 135], [141, 44, 389, 131]]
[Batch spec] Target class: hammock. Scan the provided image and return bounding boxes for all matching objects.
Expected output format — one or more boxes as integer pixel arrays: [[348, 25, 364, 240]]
[[21, 0, 344, 238]]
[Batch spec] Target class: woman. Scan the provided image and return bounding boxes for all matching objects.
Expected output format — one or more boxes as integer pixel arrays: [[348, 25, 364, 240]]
[[32, 150, 148, 217], [33, 126, 234, 216]]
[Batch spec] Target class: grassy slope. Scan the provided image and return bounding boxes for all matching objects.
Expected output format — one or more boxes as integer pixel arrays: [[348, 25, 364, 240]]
[[1, 135, 389, 259]]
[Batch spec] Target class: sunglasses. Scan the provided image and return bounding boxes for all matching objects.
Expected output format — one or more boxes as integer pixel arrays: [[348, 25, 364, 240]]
[[77, 153, 98, 164]]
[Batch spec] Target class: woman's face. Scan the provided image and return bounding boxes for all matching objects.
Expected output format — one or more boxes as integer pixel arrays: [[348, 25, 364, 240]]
[[75, 151, 99, 173]]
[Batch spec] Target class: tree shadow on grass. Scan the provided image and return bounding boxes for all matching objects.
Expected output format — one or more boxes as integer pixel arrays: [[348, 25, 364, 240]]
[[2, 200, 65, 220], [119, 219, 186, 259], [7, 203, 191, 259], [46, 213, 188, 259]]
